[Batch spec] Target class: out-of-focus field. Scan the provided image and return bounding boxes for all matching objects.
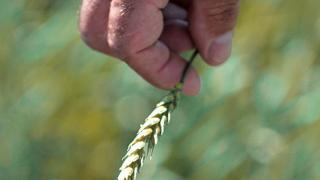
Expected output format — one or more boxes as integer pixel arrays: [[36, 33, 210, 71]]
[[1, 0, 320, 179]]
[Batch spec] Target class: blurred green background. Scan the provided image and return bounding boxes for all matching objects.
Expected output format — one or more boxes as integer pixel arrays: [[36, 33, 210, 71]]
[[1, 0, 320, 179]]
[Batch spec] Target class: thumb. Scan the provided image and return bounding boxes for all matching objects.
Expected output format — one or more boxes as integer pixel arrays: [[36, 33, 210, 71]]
[[189, 0, 240, 65]]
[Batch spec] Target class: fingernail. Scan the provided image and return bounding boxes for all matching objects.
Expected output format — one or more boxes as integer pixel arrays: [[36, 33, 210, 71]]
[[206, 32, 233, 65]]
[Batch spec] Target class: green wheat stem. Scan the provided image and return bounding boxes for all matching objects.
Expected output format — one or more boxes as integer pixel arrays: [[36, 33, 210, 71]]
[[118, 50, 198, 180]]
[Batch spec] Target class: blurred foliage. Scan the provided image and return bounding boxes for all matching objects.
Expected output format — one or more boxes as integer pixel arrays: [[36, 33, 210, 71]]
[[1, 0, 320, 179]]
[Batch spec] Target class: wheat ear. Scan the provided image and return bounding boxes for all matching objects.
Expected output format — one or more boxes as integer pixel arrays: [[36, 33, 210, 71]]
[[118, 50, 198, 180]]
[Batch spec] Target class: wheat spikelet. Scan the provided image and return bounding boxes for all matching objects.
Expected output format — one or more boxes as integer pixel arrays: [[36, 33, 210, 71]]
[[118, 89, 180, 180], [117, 50, 198, 180]]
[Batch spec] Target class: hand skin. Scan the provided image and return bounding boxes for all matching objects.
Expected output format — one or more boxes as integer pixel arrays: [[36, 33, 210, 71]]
[[79, 0, 240, 96]]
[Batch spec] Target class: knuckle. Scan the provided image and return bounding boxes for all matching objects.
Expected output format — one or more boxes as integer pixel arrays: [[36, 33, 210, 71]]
[[108, 28, 146, 60], [107, 35, 133, 60], [204, 0, 239, 25], [79, 24, 98, 50], [79, 23, 112, 55]]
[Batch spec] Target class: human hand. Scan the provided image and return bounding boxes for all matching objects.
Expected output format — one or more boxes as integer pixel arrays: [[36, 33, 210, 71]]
[[79, 0, 240, 95]]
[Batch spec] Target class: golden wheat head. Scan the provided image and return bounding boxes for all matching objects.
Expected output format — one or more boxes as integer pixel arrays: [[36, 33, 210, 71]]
[[117, 50, 198, 180], [118, 88, 181, 180]]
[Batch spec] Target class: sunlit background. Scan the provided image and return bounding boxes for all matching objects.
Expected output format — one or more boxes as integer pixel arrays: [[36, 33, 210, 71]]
[[1, 0, 320, 179]]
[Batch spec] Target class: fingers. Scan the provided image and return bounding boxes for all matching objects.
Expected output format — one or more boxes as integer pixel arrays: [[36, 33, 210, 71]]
[[79, 1, 192, 55], [79, 0, 201, 95], [189, 0, 240, 65], [106, 0, 167, 58], [79, 0, 111, 54], [160, 20, 194, 53], [79, 0, 240, 95], [163, 2, 187, 20], [127, 41, 200, 96], [109, 0, 199, 95], [160, 3, 194, 53]]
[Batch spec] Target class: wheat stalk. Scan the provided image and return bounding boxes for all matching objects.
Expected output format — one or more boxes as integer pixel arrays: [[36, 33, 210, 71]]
[[118, 50, 198, 180]]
